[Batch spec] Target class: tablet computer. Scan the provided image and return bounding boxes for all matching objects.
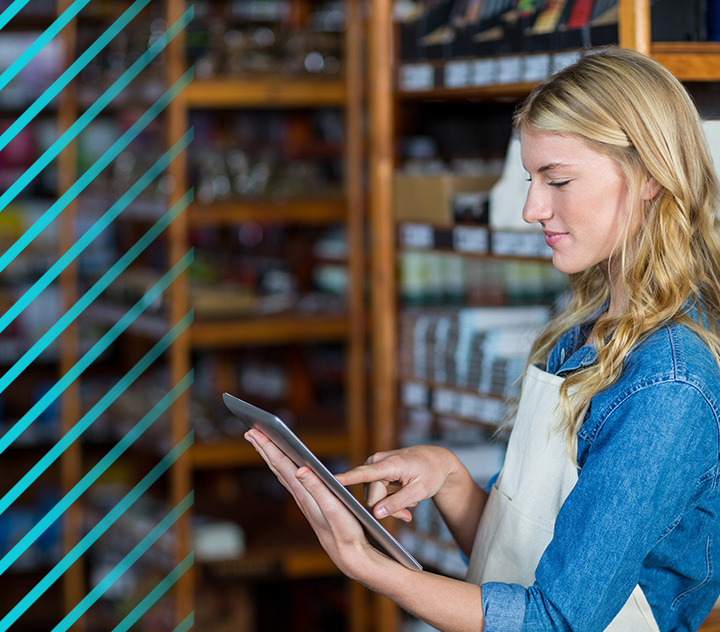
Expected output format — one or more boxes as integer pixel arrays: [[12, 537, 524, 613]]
[[223, 392, 423, 571]]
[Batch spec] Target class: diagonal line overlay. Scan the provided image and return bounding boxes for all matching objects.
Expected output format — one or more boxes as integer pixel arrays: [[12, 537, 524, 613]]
[[0, 5, 194, 212], [0, 432, 195, 631], [0, 0, 94, 93], [0, 371, 194, 575], [54, 496, 194, 632], [0, 257, 194, 457], [0, 0, 154, 153], [113, 557, 194, 632]]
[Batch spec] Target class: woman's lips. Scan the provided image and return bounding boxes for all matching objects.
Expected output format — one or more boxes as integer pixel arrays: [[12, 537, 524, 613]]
[[544, 231, 567, 247]]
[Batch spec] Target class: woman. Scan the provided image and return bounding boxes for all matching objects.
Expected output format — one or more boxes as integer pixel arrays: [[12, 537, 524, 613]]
[[245, 48, 720, 631]]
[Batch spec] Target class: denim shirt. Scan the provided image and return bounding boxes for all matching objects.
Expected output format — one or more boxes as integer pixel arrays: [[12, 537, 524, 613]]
[[481, 317, 720, 632]]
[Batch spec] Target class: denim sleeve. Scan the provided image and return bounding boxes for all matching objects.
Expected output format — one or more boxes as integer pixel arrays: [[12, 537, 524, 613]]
[[519, 382, 717, 631], [481, 583, 526, 632], [478, 381, 716, 632]]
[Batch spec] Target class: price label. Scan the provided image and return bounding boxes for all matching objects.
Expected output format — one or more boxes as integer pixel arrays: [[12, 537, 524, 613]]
[[444, 60, 471, 88], [400, 223, 434, 249], [551, 51, 581, 75], [402, 381, 429, 407], [399, 63, 435, 92], [524, 54, 550, 82], [459, 394, 481, 420], [498, 56, 522, 84], [453, 226, 489, 253], [432, 388, 457, 415], [472, 58, 496, 86], [492, 231, 519, 256]]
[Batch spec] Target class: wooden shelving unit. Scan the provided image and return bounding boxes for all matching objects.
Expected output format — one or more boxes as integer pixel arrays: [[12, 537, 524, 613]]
[[165, 0, 368, 629], [184, 77, 348, 108], [190, 315, 350, 347], [187, 198, 348, 227], [368, 1, 720, 631]]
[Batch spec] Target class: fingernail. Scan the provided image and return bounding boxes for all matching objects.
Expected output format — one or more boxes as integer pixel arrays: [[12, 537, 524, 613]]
[[376, 506, 388, 519]]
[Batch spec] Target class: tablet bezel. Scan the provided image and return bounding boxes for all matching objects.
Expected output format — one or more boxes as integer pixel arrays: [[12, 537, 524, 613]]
[[223, 392, 422, 571]]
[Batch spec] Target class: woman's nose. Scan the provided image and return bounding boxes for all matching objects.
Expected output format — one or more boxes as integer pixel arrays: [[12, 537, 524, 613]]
[[521, 185, 552, 225]]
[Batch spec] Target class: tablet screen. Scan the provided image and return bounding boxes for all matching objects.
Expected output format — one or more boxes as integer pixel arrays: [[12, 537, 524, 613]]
[[223, 392, 422, 571]]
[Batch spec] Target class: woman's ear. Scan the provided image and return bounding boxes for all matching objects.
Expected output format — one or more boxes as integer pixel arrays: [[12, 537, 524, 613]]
[[642, 175, 662, 200]]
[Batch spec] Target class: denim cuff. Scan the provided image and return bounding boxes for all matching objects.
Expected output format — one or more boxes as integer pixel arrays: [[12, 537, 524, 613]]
[[481, 582, 527, 632]]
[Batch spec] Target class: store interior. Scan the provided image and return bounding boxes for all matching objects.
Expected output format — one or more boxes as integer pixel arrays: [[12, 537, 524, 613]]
[[2, 0, 720, 630]]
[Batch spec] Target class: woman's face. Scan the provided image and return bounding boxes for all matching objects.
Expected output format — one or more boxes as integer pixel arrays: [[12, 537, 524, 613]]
[[520, 129, 633, 276]]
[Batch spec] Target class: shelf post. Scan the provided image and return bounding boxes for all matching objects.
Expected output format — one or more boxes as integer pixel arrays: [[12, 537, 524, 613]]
[[369, 0, 402, 631], [618, 0, 651, 55]]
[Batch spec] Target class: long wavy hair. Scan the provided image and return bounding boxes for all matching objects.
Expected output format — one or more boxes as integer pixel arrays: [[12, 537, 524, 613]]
[[514, 47, 720, 459]]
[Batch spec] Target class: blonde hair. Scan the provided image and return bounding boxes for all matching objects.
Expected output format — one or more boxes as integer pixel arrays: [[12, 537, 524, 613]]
[[514, 47, 720, 459]]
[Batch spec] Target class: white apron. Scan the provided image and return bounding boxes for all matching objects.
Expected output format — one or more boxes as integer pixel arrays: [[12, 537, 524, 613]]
[[466, 364, 660, 632]]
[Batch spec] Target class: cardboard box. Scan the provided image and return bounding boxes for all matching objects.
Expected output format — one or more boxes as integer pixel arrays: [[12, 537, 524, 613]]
[[394, 173, 499, 226]]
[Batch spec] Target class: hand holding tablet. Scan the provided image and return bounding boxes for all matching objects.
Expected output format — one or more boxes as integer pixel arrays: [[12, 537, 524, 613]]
[[224, 392, 422, 571]]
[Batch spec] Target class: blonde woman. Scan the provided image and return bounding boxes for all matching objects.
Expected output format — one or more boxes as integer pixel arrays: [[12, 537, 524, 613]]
[[246, 48, 720, 632]]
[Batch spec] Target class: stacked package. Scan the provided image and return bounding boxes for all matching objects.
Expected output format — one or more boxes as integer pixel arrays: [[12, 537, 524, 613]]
[[398, 306, 550, 428]]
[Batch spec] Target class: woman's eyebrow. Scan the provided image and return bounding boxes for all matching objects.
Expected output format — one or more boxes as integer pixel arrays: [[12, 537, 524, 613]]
[[537, 161, 575, 173]]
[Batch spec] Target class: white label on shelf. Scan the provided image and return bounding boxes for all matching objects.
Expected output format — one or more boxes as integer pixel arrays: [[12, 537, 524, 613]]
[[400, 223, 434, 249], [497, 56, 522, 84], [471, 58, 496, 86], [523, 54, 551, 82], [459, 393, 480, 420], [453, 226, 489, 253], [432, 388, 457, 414], [551, 51, 581, 75], [402, 381, 430, 407], [493, 231, 544, 257], [399, 63, 435, 92], [444, 60, 471, 88]]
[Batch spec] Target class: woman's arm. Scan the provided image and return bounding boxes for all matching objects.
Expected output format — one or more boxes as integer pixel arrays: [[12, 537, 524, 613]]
[[337, 446, 488, 557], [245, 429, 486, 632]]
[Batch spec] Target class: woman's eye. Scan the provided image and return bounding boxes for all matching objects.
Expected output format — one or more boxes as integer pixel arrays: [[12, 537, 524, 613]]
[[549, 180, 570, 188]]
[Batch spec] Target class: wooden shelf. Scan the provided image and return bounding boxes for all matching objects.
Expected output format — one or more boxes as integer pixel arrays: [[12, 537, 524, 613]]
[[191, 433, 350, 469], [700, 609, 720, 631], [184, 77, 347, 109], [190, 314, 350, 347], [652, 42, 720, 81], [188, 198, 347, 227]]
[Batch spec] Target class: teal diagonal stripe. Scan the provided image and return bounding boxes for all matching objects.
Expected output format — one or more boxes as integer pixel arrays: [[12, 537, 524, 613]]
[[0, 186, 193, 384], [171, 613, 195, 632], [0, 0, 32, 31], [0, 0, 93, 93], [0, 136, 193, 350], [0, 68, 194, 272], [0, 371, 193, 575], [0, 0, 153, 152], [53, 495, 194, 632], [0, 256, 194, 456], [113, 556, 194, 632], [0, 4, 194, 211], [0, 432, 195, 631], [0, 308, 194, 512]]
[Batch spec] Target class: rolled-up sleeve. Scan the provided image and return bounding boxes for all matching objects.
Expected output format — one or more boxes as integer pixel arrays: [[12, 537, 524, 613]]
[[481, 583, 526, 632]]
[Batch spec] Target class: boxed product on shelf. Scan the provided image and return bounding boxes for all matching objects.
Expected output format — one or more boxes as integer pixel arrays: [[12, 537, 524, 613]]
[[394, 172, 499, 226], [398, 305, 549, 402], [395, 0, 621, 62]]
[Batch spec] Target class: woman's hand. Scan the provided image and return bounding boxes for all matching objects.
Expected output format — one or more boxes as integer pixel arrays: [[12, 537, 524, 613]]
[[245, 430, 487, 631], [244, 428, 386, 581], [336, 446, 466, 521], [337, 446, 487, 556]]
